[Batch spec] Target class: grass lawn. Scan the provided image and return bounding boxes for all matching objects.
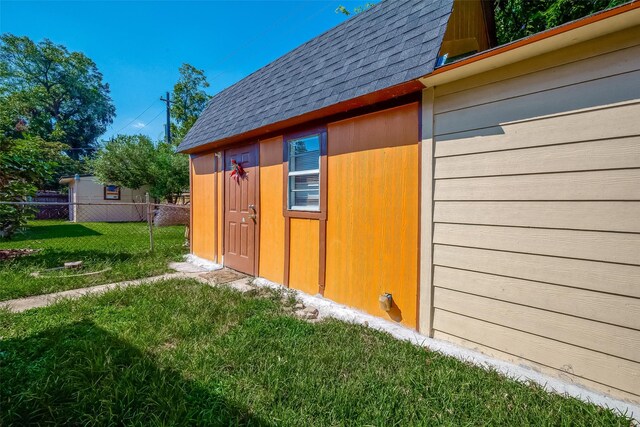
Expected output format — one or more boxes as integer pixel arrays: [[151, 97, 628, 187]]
[[0, 279, 631, 426], [0, 220, 186, 301]]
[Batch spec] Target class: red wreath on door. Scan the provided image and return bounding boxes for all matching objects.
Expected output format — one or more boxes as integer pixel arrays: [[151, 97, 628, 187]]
[[230, 159, 246, 183]]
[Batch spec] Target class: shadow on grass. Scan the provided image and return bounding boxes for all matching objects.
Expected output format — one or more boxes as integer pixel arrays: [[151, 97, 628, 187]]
[[2, 249, 147, 270], [0, 320, 271, 426], [5, 224, 103, 242]]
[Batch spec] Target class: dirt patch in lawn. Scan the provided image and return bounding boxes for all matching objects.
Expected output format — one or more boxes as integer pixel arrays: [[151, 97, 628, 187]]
[[0, 249, 38, 261]]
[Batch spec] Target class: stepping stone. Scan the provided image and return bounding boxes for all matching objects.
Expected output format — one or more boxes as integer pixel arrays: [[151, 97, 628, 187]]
[[296, 307, 319, 320], [64, 261, 83, 269], [199, 268, 247, 285], [224, 279, 257, 294]]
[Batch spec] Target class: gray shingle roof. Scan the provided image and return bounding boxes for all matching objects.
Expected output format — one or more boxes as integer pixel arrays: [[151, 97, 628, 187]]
[[178, 0, 453, 152]]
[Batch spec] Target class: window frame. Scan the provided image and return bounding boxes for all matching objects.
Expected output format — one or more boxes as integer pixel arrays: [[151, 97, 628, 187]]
[[103, 185, 121, 200], [282, 127, 327, 220]]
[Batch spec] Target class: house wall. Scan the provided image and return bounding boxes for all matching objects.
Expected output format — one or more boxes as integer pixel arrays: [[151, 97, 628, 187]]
[[189, 102, 420, 327], [324, 104, 419, 326], [71, 177, 147, 222], [258, 136, 286, 284], [421, 26, 640, 403], [255, 103, 420, 327], [289, 218, 320, 295], [190, 153, 221, 261]]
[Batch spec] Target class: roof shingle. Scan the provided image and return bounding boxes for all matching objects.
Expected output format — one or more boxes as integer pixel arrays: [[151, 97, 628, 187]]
[[178, 0, 453, 152]]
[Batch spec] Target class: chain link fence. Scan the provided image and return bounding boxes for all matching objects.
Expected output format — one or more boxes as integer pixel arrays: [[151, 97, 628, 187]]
[[0, 201, 190, 300], [0, 201, 189, 249]]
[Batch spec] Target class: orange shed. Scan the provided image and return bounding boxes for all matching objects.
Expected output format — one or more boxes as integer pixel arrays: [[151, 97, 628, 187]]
[[179, 0, 488, 329]]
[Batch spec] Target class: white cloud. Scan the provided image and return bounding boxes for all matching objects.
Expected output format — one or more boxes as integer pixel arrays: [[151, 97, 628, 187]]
[[131, 121, 146, 129]]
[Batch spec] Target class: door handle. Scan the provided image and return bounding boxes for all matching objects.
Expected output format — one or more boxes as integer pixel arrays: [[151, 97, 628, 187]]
[[248, 204, 256, 213], [248, 213, 256, 221]]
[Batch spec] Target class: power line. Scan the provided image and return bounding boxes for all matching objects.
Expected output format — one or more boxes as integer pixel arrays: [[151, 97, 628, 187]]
[[136, 109, 165, 129], [108, 2, 340, 138], [110, 108, 165, 138], [113, 99, 159, 134]]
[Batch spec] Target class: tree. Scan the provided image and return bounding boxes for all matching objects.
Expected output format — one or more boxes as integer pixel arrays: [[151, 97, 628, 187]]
[[335, 2, 377, 16], [170, 64, 210, 144], [92, 64, 205, 203], [0, 94, 67, 237], [495, 0, 628, 44], [0, 34, 116, 158], [150, 142, 190, 203], [335, 1, 626, 46], [92, 134, 189, 203]]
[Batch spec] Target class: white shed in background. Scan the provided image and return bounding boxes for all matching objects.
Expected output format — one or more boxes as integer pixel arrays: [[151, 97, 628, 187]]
[[59, 175, 148, 222]]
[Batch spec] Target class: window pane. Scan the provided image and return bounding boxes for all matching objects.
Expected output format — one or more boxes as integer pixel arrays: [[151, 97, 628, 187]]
[[291, 174, 319, 191], [290, 135, 320, 156], [291, 190, 319, 209], [288, 134, 321, 211], [291, 150, 319, 171], [289, 175, 319, 209]]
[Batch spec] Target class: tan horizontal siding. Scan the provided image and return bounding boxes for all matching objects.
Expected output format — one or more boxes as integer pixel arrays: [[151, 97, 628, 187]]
[[433, 223, 640, 265], [433, 309, 640, 396], [435, 137, 640, 179], [429, 28, 640, 403], [435, 42, 640, 114], [434, 287, 640, 362], [433, 201, 640, 233], [435, 70, 640, 137], [433, 266, 640, 332], [434, 101, 640, 157], [432, 330, 640, 403], [433, 244, 640, 298], [434, 169, 640, 201]]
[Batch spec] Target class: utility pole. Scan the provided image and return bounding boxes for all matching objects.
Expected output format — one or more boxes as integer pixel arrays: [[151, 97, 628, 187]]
[[160, 91, 172, 145]]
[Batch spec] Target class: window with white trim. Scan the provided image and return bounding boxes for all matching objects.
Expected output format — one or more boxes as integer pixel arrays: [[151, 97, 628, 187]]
[[288, 134, 320, 211]]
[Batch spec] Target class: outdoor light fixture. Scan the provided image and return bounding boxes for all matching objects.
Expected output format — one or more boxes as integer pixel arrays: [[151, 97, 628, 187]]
[[379, 293, 393, 312]]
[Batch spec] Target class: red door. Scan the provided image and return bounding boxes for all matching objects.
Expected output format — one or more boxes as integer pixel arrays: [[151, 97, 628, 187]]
[[224, 144, 258, 275]]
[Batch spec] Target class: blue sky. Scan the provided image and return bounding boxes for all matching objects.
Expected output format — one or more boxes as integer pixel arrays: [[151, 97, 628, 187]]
[[0, 0, 362, 142]]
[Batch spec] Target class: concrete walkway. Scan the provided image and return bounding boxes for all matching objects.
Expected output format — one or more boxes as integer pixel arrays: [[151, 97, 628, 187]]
[[0, 262, 247, 313], [0, 272, 203, 313]]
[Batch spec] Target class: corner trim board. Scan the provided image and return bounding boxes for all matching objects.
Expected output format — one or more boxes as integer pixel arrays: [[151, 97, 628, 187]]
[[419, 87, 436, 336]]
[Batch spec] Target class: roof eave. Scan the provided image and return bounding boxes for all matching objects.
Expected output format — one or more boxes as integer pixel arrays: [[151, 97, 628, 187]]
[[179, 79, 425, 154], [419, 1, 640, 88]]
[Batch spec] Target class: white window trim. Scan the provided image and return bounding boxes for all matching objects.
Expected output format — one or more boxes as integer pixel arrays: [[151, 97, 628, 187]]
[[289, 205, 319, 211], [288, 169, 319, 177]]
